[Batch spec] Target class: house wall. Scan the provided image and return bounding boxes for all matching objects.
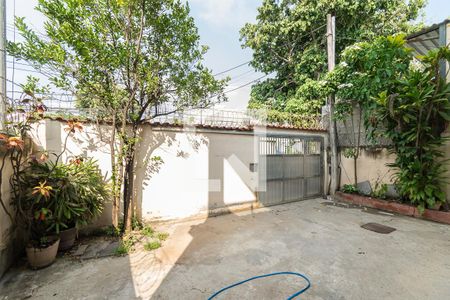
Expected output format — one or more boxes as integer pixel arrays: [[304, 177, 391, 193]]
[[339, 148, 396, 189], [32, 120, 328, 224], [0, 154, 17, 278]]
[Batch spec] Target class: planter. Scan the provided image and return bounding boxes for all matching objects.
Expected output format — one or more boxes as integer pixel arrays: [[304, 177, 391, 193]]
[[58, 227, 77, 251], [335, 192, 450, 225], [26, 237, 60, 269]]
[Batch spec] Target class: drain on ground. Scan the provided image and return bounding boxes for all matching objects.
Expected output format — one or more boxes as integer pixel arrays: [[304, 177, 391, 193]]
[[361, 222, 396, 234]]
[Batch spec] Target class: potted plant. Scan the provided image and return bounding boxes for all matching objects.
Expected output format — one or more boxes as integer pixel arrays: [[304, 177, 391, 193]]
[[1, 78, 109, 268], [57, 156, 109, 250], [18, 156, 109, 252], [21, 179, 61, 269]]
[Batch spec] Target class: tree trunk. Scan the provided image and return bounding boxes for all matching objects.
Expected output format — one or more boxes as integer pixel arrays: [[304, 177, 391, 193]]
[[354, 106, 362, 187], [110, 115, 120, 228], [123, 152, 135, 232], [122, 123, 138, 233]]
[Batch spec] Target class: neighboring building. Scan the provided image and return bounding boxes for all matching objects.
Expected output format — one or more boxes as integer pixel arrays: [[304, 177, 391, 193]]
[[407, 18, 450, 81]]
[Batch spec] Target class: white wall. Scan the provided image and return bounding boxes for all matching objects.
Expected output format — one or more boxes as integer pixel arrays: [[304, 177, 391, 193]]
[[339, 148, 395, 188], [32, 120, 327, 223], [0, 155, 15, 277]]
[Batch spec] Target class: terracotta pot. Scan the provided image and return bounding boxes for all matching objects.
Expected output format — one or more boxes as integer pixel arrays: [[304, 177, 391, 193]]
[[26, 237, 60, 269], [58, 227, 77, 251]]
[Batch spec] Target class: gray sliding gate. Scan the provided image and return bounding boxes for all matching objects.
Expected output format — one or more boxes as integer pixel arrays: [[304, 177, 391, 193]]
[[258, 135, 324, 206]]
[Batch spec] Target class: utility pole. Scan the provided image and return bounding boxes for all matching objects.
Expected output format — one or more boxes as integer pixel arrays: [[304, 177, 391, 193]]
[[327, 13, 339, 195], [0, 0, 6, 130]]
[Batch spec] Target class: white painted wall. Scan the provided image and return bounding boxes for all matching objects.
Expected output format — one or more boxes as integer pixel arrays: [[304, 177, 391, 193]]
[[339, 149, 396, 188], [0, 155, 15, 277], [31, 120, 327, 223]]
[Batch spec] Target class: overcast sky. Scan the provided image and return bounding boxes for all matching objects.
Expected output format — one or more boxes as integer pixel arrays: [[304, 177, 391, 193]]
[[5, 0, 450, 110]]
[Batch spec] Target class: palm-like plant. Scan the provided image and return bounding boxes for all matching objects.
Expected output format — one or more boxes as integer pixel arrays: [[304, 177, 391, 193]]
[[372, 47, 450, 212]]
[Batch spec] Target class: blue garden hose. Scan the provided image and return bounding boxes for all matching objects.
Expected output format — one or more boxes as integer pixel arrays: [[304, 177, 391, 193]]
[[208, 271, 311, 300]]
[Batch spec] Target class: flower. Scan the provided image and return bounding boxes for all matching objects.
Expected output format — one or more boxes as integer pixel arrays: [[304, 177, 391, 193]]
[[64, 121, 83, 133], [32, 181, 53, 198], [337, 83, 354, 89], [39, 152, 49, 162], [69, 157, 83, 165], [36, 103, 47, 115], [6, 137, 25, 150]]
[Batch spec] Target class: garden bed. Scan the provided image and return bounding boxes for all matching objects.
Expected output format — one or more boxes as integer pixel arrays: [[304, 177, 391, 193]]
[[335, 192, 450, 225]]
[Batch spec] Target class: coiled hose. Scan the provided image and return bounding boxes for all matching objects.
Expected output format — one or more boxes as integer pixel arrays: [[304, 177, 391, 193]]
[[208, 271, 311, 299]]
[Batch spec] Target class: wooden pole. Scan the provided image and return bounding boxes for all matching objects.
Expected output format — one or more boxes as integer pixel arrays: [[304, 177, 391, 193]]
[[327, 14, 339, 195]]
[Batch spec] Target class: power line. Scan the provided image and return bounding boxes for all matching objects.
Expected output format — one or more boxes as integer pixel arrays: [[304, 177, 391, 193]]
[[213, 61, 251, 77], [223, 73, 271, 95], [213, 23, 326, 79], [228, 69, 256, 83], [6, 23, 48, 40], [7, 66, 57, 79]]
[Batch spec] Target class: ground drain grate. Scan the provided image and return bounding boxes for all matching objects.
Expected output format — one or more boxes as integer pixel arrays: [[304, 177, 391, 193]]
[[361, 222, 396, 234]]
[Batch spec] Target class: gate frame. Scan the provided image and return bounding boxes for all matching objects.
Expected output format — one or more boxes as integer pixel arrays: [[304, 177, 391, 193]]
[[256, 133, 325, 204]]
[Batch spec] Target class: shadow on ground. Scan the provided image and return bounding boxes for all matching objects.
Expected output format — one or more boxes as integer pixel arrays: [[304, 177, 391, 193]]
[[1, 199, 450, 300]]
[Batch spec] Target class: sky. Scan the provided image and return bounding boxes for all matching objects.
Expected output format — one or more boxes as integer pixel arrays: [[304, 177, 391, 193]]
[[5, 0, 450, 110]]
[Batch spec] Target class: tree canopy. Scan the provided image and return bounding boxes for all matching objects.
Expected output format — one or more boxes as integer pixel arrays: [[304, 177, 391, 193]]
[[328, 35, 414, 122], [240, 0, 426, 115], [9, 0, 227, 118], [8, 0, 227, 231]]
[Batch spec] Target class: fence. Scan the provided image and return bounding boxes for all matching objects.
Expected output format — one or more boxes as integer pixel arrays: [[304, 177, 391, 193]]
[[4, 94, 325, 131]]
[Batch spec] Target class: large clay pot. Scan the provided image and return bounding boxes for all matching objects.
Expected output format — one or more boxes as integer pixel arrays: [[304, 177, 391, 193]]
[[58, 227, 77, 251], [26, 237, 60, 269]]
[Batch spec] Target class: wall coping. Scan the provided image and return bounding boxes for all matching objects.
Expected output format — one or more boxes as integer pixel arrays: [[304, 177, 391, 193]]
[[40, 116, 328, 134]]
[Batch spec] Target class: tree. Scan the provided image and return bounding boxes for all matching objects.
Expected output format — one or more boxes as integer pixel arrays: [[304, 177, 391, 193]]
[[8, 0, 227, 232], [240, 0, 425, 115], [370, 48, 450, 212], [326, 35, 413, 186]]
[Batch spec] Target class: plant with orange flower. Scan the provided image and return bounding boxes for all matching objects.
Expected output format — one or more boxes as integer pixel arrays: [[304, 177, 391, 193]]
[[64, 121, 83, 133]]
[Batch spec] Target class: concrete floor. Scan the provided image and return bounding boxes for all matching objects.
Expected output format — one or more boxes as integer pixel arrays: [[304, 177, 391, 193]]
[[1, 199, 450, 299]]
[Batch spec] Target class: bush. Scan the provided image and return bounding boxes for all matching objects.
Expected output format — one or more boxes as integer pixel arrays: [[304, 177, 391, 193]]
[[144, 241, 161, 251], [371, 183, 388, 199], [156, 232, 169, 241], [371, 47, 450, 212], [16, 157, 109, 241], [141, 225, 154, 237], [342, 184, 358, 194], [115, 234, 138, 255]]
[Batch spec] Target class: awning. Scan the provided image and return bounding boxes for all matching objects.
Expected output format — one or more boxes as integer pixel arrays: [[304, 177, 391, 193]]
[[406, 19, 449, 55], [406, 19, 450, 79]]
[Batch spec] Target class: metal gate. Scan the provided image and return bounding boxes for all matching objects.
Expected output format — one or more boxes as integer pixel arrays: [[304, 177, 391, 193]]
[[258, 135, 324, 206]]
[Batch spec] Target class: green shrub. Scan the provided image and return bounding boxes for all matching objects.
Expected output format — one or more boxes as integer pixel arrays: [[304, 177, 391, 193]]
[[156, 232, 169, 241], [371, 47, 450, 213], [372, 183, 388, 199], [105, 225, 121, 237], [115, 245, 128, 255], [141, 225, 154, 237], [116, 234, 138, 254], [144, 241, 161, 251], [16, 157, 109, 240], [131, 217, 143, 230], [342, 184, 358, 194]]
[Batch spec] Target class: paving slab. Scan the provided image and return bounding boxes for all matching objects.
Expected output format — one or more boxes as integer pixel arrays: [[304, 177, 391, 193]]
[[71, 244, 89, 257], [97, 241, 120, 258], [1, 199, 450, 300], [79, 240, 112, 260]]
